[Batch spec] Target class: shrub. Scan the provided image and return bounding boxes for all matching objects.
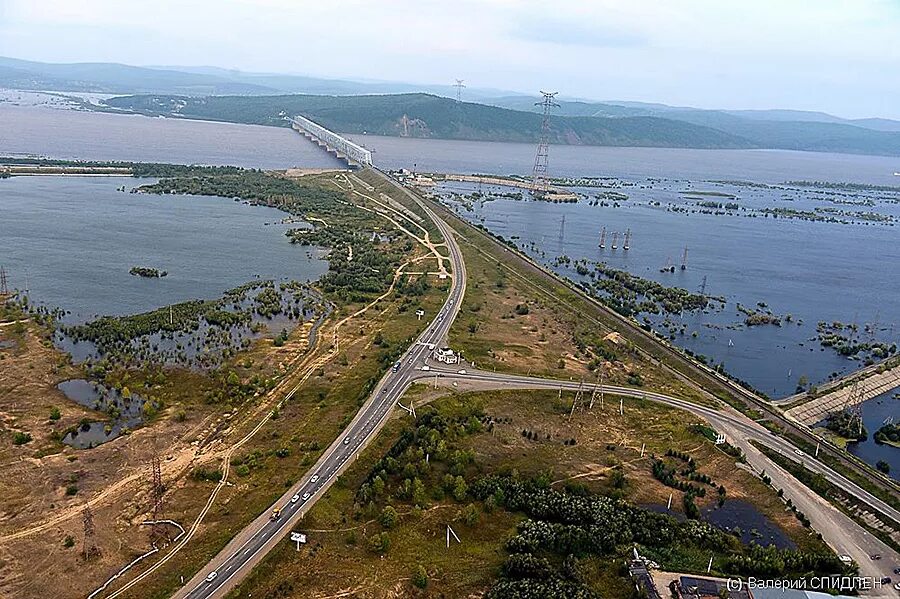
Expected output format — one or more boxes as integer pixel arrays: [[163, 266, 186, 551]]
[[412, 564, 428, 589]]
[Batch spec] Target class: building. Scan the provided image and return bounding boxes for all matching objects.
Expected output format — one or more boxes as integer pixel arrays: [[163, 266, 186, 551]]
[[432, 347, 459, 364], [628, 560, 663, 599], [672, 576, 751, 599]]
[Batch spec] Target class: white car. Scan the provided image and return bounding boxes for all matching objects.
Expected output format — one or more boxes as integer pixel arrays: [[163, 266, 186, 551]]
[[457, 369, 467, 374], [794, 449, 804, 457], [310, 474, 319, 483], [343, 436, 350, 445], [206, 571, 218, 583], [838, 554, 852, 564], [291, 493, 300, 503], [302, 492, 310, 501], [421, 365, 431, 371]]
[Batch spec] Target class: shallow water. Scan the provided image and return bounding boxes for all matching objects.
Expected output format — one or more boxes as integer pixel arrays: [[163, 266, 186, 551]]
[[58, 379, 148, 448], [1, 176, 328, 322]]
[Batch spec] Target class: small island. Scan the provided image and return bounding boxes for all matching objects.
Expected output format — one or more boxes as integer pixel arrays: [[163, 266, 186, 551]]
[[825, 410, 868, 442], [874, 423, 900, 448], [129, 266, 168, 278]]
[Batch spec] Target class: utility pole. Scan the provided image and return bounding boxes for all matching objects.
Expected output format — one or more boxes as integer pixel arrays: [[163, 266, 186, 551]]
[[569, 379, 584, 418], [530, 91, 560, 197], [446, 524, 461, 548]]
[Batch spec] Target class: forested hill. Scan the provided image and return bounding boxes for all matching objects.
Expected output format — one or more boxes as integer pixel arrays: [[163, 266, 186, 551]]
[[103, 93, 754, 149]]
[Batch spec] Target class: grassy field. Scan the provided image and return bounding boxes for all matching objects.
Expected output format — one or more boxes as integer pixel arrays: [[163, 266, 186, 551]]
[[0, 166, 456, 599], [228, 387, 829, 598]]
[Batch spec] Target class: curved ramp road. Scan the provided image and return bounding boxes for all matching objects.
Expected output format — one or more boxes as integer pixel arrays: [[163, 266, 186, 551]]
[[418, 365, 900, 594]]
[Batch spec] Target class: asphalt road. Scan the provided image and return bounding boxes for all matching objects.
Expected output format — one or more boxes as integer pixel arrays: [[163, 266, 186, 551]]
[[174, 173, 466, 599], [173, 172, 897, 598]]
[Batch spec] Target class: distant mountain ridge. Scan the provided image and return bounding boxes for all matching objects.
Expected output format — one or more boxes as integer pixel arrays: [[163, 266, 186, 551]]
[[5, 56, 900, 156], [104, 93, 754, 149]]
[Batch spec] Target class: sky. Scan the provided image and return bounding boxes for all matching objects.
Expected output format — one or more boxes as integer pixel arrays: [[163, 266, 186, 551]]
[[1, 0, 899, 119]]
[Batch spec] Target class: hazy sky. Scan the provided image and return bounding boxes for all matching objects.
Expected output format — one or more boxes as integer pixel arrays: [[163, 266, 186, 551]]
[[2, 0, 899, 119]]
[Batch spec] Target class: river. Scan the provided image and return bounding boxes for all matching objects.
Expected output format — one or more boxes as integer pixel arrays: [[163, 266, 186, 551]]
[[0, 103, 343, 169], [2, 107, 896, 472], [0, 175, 327, 322]]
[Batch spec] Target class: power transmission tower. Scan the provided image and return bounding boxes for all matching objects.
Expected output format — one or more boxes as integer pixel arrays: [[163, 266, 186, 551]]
[[81, 505, 101, 560], [454, 79, 466, 103], [530, 91, 560, 197], [149, 450, 167, 546]]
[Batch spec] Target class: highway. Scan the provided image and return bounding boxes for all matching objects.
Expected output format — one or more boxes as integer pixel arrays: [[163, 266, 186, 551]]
[[172, 171, 897, 598], [173, 172, 466, 599]]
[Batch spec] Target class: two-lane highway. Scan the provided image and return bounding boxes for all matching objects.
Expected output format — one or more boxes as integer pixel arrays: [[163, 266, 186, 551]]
[[174, 171, 466, 599]]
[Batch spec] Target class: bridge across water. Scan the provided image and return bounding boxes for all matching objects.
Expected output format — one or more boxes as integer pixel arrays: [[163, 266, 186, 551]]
[[288, 115, 372, 168]]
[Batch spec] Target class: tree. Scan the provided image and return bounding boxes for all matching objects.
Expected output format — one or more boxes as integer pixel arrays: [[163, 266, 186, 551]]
[[412, 564, 428, 589], [453, 476, 468, 501], [463, 503, 480, 525], [876, 460, 890, 474], [49, 407, 61, 421], [380, 505, 398, 529], [369, 531, 390, 554]]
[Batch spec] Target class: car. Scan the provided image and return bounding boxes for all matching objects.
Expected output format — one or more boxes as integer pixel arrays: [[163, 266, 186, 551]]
[[457, 369, 467, 374], [302, 492, 310, 500], [311, 474, 319, 483], [894, 567, 900, 574], [871, 554, 882, 560], [206, 571, 218, 583], [343, 436, 350, 445], [794, 449, 804, 457], [838, 554, 852, 564], [291, 493, 300, 503], [421, 365, 430, 371], [894, 582, 900, 591], [879, 576, 891, 584]]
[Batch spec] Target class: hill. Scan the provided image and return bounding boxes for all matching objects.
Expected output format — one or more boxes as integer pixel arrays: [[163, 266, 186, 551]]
[[103, 93, 754, 149]]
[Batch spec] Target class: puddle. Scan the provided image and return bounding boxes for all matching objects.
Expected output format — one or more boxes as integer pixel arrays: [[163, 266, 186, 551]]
[[703, 499, 795, 549], [644, 499, 795, 549], [58, 379, 154, 449]]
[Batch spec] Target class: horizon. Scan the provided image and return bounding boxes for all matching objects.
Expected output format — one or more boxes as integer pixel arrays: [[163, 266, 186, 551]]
[[1, 0, 899, 120]]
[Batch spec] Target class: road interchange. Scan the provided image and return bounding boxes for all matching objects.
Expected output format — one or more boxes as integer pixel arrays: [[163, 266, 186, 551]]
[[169, 171, 897, 598]]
